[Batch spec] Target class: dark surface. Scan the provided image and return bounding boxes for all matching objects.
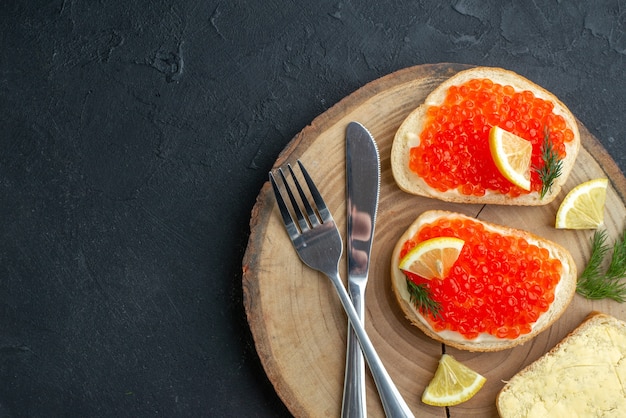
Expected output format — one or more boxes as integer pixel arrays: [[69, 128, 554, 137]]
[[1, 1, 625, 416]]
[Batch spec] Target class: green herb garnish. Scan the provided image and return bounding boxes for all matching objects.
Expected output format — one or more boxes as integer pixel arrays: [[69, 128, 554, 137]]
[[406, 279, 443, 320], [577, 229, 626, 302], [534, 127, 563, 199]]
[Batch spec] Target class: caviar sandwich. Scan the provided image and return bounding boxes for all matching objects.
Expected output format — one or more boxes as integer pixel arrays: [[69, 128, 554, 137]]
[[391, 66, 581, 205], [391, 210, 577, 352]]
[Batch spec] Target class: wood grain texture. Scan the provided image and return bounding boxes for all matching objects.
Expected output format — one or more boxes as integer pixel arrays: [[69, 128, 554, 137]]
[[243, 63, 626, 417]]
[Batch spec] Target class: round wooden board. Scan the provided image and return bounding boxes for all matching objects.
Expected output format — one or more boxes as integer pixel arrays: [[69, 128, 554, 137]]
[[242, 63, 626, 418]]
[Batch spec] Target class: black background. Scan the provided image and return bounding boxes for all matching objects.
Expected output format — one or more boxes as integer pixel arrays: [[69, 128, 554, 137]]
[[2, 1, 626, 416]]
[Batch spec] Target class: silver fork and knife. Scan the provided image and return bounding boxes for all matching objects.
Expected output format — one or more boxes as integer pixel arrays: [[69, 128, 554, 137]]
[[268, 122, 414, 418]]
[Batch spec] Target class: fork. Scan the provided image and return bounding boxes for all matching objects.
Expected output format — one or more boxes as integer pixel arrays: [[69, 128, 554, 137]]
[[269, 160, 414, 418]]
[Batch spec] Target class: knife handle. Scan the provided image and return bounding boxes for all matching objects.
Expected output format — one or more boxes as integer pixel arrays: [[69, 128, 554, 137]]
[[341, 286, 367, 418]]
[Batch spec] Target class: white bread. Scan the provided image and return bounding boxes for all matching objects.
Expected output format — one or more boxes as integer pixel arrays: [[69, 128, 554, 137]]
[[390, 210, 577, 352], [497, 312, 626, 417], [391, 66, 581, 205]]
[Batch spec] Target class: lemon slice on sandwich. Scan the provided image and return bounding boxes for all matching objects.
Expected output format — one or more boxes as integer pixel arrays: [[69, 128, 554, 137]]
[[489, 126, 533, 191], [399, 237, 465, 280]]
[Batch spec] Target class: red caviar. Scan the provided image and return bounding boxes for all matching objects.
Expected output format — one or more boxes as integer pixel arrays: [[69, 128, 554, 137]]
[[409, 78, 575, 197], [400, 217, 562, 340]]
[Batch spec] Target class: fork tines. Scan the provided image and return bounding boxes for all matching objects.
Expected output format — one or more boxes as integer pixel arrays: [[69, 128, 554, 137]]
[[269, 160, 332, 236]]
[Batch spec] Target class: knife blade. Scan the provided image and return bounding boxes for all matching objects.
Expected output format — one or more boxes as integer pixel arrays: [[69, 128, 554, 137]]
[[342, 121, 380, 418]]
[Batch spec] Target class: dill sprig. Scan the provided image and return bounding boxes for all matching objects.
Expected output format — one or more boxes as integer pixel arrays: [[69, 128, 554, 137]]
[[606, 230, 626, 280], [406, 279, 443, 320], [534, 127, 563, 199], [577, 229, 626, 302]]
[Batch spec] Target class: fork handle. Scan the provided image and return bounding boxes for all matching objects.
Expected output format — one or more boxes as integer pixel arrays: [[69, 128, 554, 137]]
[[328, 271, 415, 418]]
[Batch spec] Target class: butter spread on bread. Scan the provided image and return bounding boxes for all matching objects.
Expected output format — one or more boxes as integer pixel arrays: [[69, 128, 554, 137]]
[[497, 312, 626, 417]]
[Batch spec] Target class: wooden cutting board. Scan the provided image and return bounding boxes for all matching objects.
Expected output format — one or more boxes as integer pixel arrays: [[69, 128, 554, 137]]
[[242, 63, 626, 418]]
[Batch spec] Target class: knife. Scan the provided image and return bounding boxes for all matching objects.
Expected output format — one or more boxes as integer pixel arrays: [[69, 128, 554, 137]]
[[342, 121, 380, 418]]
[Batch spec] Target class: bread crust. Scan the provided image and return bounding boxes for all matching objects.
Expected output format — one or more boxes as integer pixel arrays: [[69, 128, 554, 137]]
[[390, 210, 577, 352], [496, 312, 626, 417], [391, 66, 581, 205]]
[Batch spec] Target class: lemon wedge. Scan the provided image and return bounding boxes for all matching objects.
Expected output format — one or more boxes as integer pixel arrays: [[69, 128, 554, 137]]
[[489, 126, 533, 191], [422, 354, 486, 407], [399, 237, 464, 280], [555, 178, 608, 229]]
